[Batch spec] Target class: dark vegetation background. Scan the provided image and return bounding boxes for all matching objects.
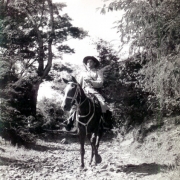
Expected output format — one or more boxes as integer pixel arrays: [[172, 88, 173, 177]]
[[0, 0, 180, 147]]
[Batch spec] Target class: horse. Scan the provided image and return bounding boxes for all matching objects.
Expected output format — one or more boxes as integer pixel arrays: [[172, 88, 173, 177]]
[[61, 76, 103, 168]]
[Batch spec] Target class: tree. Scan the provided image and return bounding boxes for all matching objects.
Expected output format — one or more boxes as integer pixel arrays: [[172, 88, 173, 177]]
[[102, 0, 180, 116], [102, 0, 180, 58], [0, 0, 87, 144], [0, 0, 87, 116]]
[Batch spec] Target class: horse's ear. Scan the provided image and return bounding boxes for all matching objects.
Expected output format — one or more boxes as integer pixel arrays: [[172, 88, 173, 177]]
[[71, 76, 77, 83], [62, 78, 69, 84]]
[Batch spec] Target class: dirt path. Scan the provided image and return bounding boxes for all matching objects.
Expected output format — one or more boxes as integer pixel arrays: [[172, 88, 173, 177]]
[[0, 131, 179, 180]]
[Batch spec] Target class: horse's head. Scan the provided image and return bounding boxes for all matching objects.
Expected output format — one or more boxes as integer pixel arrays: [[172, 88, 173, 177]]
[[61, 76, 80, 111]]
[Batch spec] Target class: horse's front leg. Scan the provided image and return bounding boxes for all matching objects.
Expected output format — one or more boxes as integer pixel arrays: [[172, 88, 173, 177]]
[[90, 145, 94, 165], [89, 133, 101, 165], [95, 135, 102, 164], [96, 129, 103, 151], [87, 134, 94, 165], [79, 134, 85, 168]]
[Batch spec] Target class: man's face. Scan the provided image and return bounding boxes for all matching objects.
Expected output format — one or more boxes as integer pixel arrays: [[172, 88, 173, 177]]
[[87, 59, 95, 69]]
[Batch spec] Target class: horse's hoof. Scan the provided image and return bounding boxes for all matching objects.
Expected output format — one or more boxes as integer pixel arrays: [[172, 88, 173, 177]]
[[80, 164, 85, 169], [96, 154, 102, 164], [78, 165, 84, 172], [89, 161, 93, 167]]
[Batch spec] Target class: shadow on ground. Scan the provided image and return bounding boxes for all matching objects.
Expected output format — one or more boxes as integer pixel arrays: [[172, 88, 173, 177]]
[[38, 129, 115, 143], [0, 156, 23, 166], [25, 142, 79, 152], [117, 163, 170, 175], [0, 156, 51, 169]]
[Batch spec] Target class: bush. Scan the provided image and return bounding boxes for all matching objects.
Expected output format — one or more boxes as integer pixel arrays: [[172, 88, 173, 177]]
[[0, 98, 36, 146], [94, 40, 154, 133], [101, 56, 153, 133], [0, 60, 36, 146], [138, 54, 180, 116], [36, 96, 64, 130]]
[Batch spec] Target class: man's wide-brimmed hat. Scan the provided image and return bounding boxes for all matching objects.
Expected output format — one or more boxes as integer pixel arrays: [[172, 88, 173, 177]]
[[83, 56, 100, 68]]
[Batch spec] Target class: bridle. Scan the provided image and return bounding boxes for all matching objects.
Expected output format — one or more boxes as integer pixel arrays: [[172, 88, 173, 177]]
[[65, 82, 96, 134], [65, 82, 87, 107]]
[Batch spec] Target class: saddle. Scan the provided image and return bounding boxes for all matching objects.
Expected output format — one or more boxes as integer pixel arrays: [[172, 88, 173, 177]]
[[87, 93, 113, 129], [65, 93, 113, 131], [87, 92, 102, 111]]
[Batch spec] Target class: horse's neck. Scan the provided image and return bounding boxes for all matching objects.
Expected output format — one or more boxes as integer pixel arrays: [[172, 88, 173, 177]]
[[78, 88, 91, 115], [79, 87, 87, 102], [78, 97, 92, 117]]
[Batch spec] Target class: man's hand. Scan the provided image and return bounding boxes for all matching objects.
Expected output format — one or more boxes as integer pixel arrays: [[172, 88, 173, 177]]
[[84, 79, 93, 86], [84, 79, 91, 84]]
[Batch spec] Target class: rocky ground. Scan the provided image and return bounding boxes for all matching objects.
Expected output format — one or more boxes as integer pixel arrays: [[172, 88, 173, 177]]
[[0, 117, 180, 180]]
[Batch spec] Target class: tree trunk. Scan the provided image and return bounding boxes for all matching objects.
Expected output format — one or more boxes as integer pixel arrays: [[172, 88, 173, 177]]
[[28, 81, 40, 116]]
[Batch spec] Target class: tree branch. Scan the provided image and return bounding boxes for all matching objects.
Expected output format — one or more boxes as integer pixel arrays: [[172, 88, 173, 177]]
[[25, 7, 44, 76], [42, 0, 55, 79]]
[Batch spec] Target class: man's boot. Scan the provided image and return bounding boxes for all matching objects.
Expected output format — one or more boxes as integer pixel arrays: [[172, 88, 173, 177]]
[[64, 112, 76, 131], [65, 118, 74, 131]]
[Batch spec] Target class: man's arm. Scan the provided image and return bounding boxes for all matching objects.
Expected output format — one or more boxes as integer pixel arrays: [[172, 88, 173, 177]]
[[90, 70, 104, 88]]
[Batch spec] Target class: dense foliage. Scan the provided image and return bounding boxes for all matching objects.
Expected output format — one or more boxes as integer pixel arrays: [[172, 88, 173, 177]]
[[102, 0, 180, 57], [93, 40, 152, 134], [36, 96, 64, 130], [102, 0, 180, 115], [0, 0, 86, 145]]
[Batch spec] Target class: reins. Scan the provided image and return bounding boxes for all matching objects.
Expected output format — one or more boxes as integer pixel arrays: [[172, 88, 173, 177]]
[[66, 82, 96, 135], [76, 99, 95, 135]]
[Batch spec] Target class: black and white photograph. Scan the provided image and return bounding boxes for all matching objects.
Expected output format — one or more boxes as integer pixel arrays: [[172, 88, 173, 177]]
[[0, 0, 180, 179]]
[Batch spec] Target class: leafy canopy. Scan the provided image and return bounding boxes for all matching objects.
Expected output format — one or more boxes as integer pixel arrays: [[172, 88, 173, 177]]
[[0, 0, 87, 79], [102, 0, 180, 59]]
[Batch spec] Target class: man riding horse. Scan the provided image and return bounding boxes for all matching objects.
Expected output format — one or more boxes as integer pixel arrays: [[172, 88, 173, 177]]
[[65, 56, 112, 131]]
